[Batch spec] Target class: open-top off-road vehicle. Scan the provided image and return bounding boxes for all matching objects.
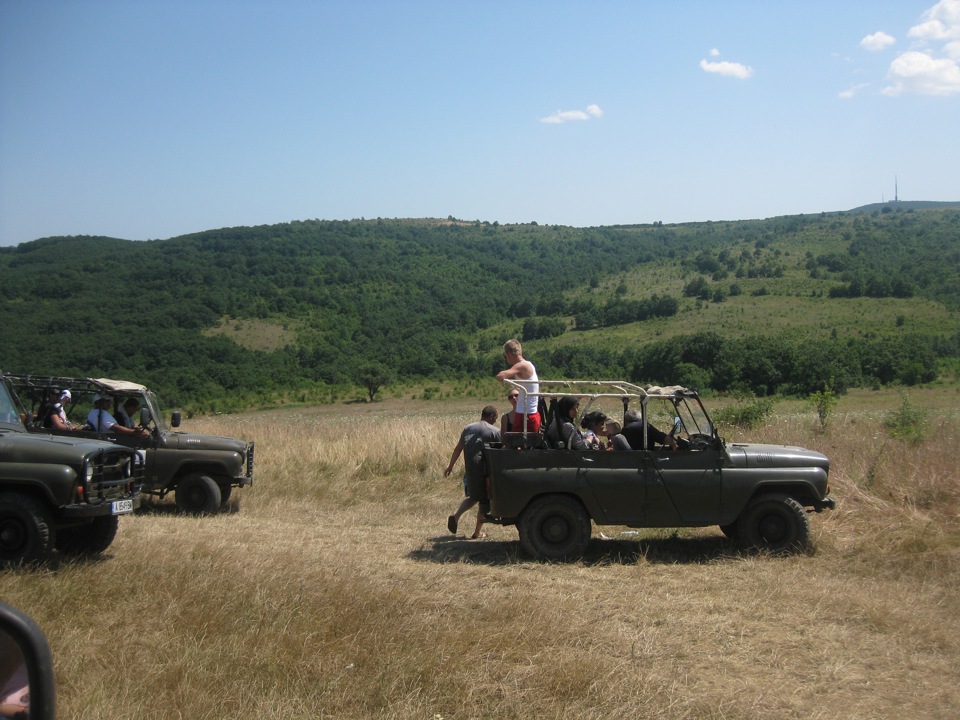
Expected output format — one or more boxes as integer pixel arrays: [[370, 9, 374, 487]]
[[6, 374, 254, 514], [1, 374, 143, 566], [485, 380, 835, 561]]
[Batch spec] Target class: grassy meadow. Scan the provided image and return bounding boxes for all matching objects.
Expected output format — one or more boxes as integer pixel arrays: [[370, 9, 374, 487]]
[[2, 387, 959, 719]]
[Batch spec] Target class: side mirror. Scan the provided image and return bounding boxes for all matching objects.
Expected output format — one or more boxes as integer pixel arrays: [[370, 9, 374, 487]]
[[171, 411, 181, 428], [0, 602, 56, 720], [671, 416, 683, 436], [140, 408, 152, 427]]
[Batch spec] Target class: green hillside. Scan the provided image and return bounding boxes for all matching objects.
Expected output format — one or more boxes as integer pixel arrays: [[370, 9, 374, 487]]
[[2, 208, 958, 410]]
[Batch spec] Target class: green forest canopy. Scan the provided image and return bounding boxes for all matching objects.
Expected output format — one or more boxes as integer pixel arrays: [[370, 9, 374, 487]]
[[1, 208, 958, 410]]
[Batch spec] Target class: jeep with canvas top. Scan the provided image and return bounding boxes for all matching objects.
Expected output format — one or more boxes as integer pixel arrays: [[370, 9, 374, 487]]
[[485, 380, 835, 560], [0, 373, 143, 566], [6, 374, 254, 514]]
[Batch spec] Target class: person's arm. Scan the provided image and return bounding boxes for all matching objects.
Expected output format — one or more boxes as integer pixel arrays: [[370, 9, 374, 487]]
[[647, 424, 678, 451], [443, 440, 464, 477], [107, 422, 150, 439], [560, 422, 589, 451], [496, 360, 532, 382]]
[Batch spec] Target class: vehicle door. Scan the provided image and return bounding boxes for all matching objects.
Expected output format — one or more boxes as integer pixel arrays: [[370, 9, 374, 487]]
[[645, 397, 723, 524], [579, 449, 647, 524]]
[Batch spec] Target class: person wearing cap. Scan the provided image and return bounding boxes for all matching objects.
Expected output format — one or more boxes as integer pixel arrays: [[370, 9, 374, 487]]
[[40, 388, 76, 430], [87, 393, 150, 439]]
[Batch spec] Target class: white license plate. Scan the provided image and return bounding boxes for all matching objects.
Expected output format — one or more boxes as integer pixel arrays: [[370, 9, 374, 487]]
[[111, 499, 134, 515]]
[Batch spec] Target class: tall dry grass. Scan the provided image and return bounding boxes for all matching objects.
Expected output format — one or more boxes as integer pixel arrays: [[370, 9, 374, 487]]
[[2, 392, 959, 719]]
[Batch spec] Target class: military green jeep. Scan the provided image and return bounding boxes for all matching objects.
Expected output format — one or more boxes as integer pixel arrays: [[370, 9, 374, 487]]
[[6, 374, 253, 514], [485, 380, 835, 561], [1, 374, 143, 566]]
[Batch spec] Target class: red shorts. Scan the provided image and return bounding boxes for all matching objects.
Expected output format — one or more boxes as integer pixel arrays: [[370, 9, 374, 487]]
[[512, 412, 541, 433]]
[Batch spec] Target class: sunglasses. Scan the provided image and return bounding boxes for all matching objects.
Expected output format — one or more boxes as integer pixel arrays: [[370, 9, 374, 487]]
[[508, 394, 519, 400]]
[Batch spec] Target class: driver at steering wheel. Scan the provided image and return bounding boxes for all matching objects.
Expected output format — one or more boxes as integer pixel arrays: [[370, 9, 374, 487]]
[[619, 409, 679, 452]]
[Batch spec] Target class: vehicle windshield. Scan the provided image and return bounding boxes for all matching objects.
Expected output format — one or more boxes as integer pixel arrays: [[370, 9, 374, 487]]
[[0, 382, 25, 429], [140, 391, 168, 432], [674, 396, 713, 437]]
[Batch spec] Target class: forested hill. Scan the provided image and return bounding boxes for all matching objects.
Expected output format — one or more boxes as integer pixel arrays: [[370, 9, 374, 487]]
[[1, 208, 958, 411]]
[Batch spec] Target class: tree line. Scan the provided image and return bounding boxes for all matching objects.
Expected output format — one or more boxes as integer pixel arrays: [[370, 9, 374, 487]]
[[1, 209, 957, 410]]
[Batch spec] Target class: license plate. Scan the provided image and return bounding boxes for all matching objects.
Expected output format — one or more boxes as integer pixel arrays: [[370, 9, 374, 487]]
[[111, 499, 134, 515]]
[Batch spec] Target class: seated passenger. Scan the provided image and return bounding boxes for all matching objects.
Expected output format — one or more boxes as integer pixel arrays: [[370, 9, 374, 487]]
[[41, 388, 76, 430], [619, 409, 678, 452], [602, 419, 626, 450], [580, 411, 608, 450], [116, 397, 141, 429], [87, 393, 150, 439], [545, 396, 589, 451]]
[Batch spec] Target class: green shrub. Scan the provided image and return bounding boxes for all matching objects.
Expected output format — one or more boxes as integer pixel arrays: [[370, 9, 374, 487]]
[[809, 386, 838, 429], [712, 394, 775, 430], [884, 395, 929, 445]]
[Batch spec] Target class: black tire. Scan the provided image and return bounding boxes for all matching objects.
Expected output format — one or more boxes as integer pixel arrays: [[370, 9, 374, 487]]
[[218, 483, 233, 505], [0, 492, 56, 566], [736, 494, 810, 554], [175, 473, 222, 514], [518, 494, 591, 561], [56, 516, 119, 556]]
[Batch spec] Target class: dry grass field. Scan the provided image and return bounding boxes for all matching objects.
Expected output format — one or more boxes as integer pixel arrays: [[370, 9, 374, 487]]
[[2, 389, 959, 719]]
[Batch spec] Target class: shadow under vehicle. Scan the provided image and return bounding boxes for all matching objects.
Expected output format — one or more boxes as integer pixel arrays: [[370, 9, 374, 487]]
[[6, 374, 254, 515], [485, 380, 835, 561], [0, 374, 142, 566]]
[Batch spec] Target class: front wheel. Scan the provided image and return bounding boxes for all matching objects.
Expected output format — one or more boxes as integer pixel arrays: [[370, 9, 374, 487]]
[[0, 492, 55, 566], [175, 473, 222, 514], [518, 495, 591, 561], [736, 494, 810, 554]]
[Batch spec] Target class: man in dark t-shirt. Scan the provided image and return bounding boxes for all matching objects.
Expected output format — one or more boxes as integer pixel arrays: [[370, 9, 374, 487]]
[[619, 409, 678, 452], [443, 405, 501, 539]]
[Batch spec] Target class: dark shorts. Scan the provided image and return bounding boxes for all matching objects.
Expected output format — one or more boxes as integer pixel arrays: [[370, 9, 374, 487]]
[[466, 471, 490, 513]]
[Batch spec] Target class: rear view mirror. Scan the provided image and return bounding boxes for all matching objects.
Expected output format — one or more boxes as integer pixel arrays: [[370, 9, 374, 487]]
[[0, 602, 56, 720]]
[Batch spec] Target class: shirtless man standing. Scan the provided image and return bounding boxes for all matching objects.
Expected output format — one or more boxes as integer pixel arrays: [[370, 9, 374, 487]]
[[496, 339, 541, 433]]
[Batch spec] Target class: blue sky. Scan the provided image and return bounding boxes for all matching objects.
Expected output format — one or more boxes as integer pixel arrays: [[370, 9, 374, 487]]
[[1, 0, 958, 246]]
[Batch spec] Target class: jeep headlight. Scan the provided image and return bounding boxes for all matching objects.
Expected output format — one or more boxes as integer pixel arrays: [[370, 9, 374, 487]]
[[84, 461, 94, 484]]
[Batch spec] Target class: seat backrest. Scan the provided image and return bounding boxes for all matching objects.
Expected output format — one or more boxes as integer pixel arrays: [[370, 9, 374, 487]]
[[611, 434, 632, 451]]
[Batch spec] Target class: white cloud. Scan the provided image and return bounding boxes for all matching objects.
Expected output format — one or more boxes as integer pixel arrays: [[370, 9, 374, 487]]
[[699, 58, 754, 79], [861, 31, 895, 51], [709, 48, 721, 57], [908, 0, 960, 40], [839, 83, 869, 99], [540, 104, 604, 124], [881, 0, 960, 95], [882, 49, 960, 95]]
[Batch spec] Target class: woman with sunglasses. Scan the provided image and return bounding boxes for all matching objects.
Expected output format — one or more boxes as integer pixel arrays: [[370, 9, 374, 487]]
[[501, 389, 520, 434]]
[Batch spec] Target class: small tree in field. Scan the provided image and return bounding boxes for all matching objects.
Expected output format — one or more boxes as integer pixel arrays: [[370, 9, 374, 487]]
[[355, 364, 393, 403], [809, 385, 838, 430]]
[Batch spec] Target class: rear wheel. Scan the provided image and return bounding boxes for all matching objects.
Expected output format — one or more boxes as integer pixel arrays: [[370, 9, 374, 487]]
[[57, 516, 119, 556], [518, 495, 591, 561], [736, 494, 809, 554], [175, 473, 222, 514], [0, 492, 55, 566]]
